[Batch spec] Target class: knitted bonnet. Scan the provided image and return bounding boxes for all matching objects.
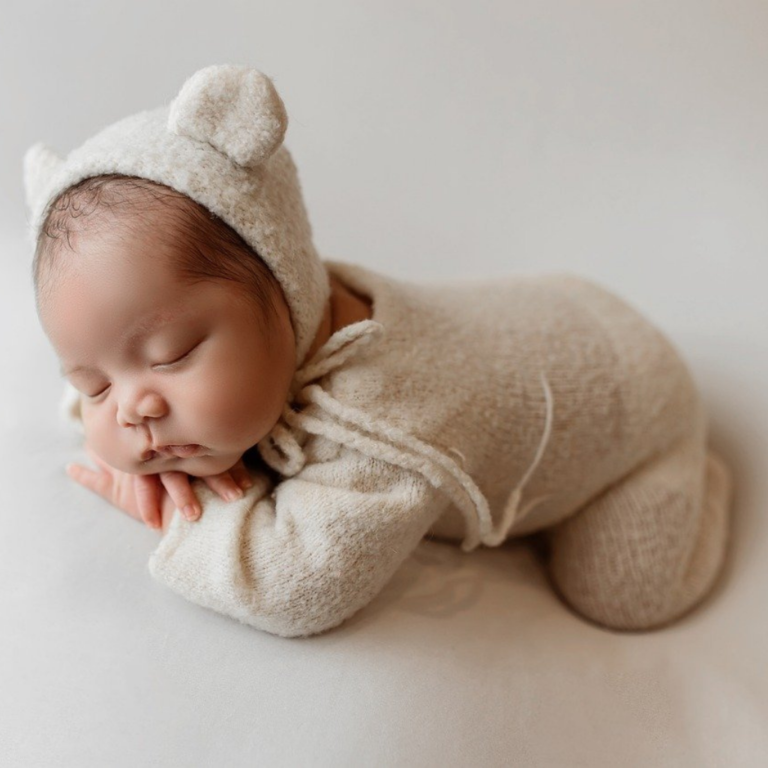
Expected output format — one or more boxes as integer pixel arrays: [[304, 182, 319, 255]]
[[22, 63, 330, 369]]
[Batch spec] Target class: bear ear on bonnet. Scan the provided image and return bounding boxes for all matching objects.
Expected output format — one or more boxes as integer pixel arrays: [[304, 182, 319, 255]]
[[21, 64, 287, 216], [22, 142, 63, 214], [168, 64, 288, 169]]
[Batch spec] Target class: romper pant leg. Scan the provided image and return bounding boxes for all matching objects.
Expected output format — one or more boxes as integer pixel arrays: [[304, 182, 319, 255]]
[[538, 422, 732, 632]]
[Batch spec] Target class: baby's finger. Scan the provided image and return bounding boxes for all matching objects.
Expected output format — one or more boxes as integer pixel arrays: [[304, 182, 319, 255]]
[[159, 470, 201, 522], [227, 460, 254, 491], [133, 474, 163, 529], [202, 471, 244, 502], [65, 462, 112, 501]]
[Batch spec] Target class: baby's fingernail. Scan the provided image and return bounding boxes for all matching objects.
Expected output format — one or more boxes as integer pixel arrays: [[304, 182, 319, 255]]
[[183, 504, 199, 521], [224, 488, 243, 501], [239, 477, 253, 489]]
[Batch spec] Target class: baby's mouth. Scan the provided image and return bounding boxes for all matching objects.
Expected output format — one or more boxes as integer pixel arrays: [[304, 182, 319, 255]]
[[144, 444, 206, 460]]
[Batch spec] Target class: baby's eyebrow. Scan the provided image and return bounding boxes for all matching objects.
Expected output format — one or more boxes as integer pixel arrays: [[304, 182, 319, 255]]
[[60, 309, 182, 377]]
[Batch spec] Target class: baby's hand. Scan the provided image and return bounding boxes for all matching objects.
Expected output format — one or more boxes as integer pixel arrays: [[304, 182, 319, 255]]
[[66, 444, 253, 531]]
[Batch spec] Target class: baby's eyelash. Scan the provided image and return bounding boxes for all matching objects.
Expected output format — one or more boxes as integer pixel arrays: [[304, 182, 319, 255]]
[[85, 386, 110, 400], [153, 343, 199, 369]]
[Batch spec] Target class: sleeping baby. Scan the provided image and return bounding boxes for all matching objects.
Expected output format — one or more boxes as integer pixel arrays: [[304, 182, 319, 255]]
[[23, 64, 733, 638]]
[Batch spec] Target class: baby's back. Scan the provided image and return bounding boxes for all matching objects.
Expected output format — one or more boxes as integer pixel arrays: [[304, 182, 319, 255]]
[[323, 262, 702, 540]]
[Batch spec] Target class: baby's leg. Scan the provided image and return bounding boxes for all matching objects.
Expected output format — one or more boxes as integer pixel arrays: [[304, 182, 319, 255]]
[[539, 425, 732, 631]]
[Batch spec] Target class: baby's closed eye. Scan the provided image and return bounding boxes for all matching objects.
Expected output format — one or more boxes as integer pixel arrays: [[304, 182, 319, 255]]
[[151, 340, 201, 369]]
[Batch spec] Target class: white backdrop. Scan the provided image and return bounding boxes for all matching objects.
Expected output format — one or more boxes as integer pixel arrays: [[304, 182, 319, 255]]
[[2, 2, 767, 766]]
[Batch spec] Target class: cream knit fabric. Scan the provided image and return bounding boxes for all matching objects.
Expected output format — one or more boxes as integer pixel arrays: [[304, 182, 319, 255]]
[[148, 260, 733, 637]]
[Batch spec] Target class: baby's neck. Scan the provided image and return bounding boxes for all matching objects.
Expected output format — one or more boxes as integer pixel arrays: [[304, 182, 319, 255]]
[[304, 274, 373, 362]]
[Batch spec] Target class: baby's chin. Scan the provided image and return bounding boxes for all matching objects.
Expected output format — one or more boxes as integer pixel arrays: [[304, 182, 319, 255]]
[[183, 453, 244, 477]]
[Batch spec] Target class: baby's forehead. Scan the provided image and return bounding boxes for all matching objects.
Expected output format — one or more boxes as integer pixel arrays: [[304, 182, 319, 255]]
[[39, 180, 278, 317]]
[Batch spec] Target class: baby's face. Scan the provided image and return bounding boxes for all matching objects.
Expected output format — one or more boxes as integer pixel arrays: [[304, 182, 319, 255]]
[[38, 222, 296, 477]]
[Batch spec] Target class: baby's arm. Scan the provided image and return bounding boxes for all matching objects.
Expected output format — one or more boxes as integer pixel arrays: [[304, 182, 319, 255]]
[[149, 445, 450, 638]]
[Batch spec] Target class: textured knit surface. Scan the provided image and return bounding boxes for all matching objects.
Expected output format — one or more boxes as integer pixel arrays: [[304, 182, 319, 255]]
[[147, 260, 733, 637]]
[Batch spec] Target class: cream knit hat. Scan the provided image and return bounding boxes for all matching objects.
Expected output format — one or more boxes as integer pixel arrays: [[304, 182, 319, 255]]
[[22, 63, 330, 369]]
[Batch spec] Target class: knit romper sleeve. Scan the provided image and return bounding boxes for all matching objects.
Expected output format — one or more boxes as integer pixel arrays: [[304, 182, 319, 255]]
[[148, 445, 448, 638]]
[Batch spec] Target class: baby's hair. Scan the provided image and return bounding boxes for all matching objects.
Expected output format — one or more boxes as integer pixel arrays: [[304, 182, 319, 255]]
[[32, 174, 283, 333]]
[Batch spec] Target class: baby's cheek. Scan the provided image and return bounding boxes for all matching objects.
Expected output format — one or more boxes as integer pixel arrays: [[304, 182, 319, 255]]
[[188, 375, 254, 432], [182, 366, 276, 450], [81, 414, 107, 455], [79, 407, 95, 442], [82, 408, 126, 468]]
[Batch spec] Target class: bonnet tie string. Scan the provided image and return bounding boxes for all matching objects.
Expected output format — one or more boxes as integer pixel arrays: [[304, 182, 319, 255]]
[[257, 319, 554, 552]]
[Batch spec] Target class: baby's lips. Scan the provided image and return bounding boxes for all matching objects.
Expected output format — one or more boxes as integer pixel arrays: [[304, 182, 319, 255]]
[[156, 444, 205, 458]]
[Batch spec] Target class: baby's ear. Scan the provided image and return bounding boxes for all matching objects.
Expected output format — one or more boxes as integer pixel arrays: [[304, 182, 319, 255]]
[[168, 64, 288, 169], [23, 142, 63, 212]]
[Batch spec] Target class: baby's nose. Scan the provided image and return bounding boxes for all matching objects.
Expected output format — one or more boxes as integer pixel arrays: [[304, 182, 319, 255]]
[[116, 391, 168, 427]]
